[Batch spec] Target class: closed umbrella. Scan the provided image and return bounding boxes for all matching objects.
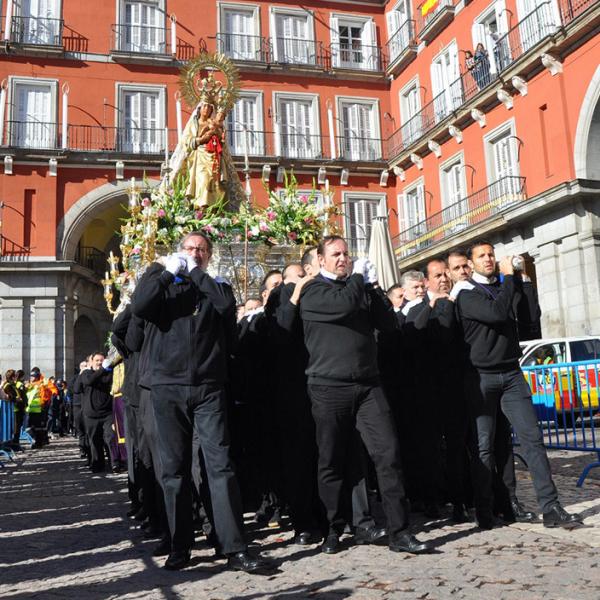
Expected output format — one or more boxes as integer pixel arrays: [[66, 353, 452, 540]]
[[368, 202, 400, 291]]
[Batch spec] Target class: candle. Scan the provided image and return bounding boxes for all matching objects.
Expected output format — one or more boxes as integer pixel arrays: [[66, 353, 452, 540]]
[[61, 87, 68, 150], [325, 179, 330, 192], [105, 271, 109, 281], [130, 176, 135, 190]]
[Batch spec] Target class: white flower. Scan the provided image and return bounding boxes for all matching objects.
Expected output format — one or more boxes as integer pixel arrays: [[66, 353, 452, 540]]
[[175, 215, 187, 225]]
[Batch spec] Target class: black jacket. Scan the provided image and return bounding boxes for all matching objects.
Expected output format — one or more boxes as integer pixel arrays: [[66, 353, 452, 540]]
[[300, 273, 396, 385], [80, 368, 113, 418], [111, 306, 143, 406], [455, 275, 539, 372], [130, 263, 236, 386]]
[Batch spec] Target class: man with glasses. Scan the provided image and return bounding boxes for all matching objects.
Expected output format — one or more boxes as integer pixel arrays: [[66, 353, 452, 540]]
[[131, 231, 270, 572]]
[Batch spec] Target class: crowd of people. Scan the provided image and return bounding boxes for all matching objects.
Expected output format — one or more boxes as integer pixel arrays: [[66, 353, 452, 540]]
[[1, 231, 584, 574]]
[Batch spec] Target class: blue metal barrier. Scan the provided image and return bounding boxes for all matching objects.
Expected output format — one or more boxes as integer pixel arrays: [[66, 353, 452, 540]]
[[0, 399, 16, 467], [521, 359, 600, 486]]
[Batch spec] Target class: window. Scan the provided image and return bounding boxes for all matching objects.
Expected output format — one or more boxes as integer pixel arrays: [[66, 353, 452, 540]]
[[386, 0, 412, 60], [399, 78, 421, 145], [226, 92, 264, 155], [119, 1, 165, 54], [472, 0, 509, 74], [430, 41, 461, 122], [344, 194, 381, 255], [270, 8, 315, 65], [274, 93, 320, 159], [219, 4, 260, 61], [338, 99, 380, 161], [516, 0, 561, 52], [440, 154, 467, 230], [14, 0, 62, 46], [485, 122, 522, 203], [570, 339, 600, 362], [10, 78, 57, 148], [398, 182, 425, 239], [330, 15, 378, 71], [522, 342, 566, 366], [118, 85, 165, 153]]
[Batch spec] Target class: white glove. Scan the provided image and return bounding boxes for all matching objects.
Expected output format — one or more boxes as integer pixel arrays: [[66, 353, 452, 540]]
[[185, 254, 198, 273], [365, 261, 378, 284], [353, 258, 369, 278], [165, 254, 186, 275], [101, 358, 112, 370]]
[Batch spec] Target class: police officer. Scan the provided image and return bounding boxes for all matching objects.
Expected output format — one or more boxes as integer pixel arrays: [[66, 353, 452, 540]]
[[25, 368, 50, 448], [299, 235, 432, 555], [131, 231, 270, 572], [453, 239, 582, 529]]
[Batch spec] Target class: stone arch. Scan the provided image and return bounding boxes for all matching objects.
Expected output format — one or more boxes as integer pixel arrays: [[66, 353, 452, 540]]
[[57, 178, 160, 261], [73, 315, 100, 362], [574, 64, 600, 180]]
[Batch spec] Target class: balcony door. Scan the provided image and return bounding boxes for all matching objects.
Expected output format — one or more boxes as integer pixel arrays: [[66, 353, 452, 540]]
[[123, 1, 163, 53], [122, 90, 162, 154], [516, 0, 560, 51], [330, 16, 377, 70], [13, 82, 55, 148], [441, 159, 468, 231], [400, 82, 421, 145], [222, 7, 258, 60], [276, 97, 317, 159], [340, 101, 379, 161], [431, 42, 460, 122], [489, 129, 521, 207], [226, 94, 263, 155], [21, 0, 61, 45], [386, 0, 411, 58], [345, 197, 379, 255], [472, 0, 509, 74], [272, 12, 313, 65]]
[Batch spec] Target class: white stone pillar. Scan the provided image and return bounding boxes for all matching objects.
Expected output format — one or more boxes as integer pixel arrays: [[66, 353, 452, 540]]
[[0, 298, 25, 369]]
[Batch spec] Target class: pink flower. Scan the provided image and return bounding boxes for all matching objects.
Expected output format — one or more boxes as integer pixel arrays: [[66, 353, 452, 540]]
[[259, 221, 269, 232], [141, 198, 151, 207], [195, 210, 204, 219], [131, 246, 141, 255], [288, 231, 298, 241], [218, 232, 225, 239], [304, 216, 312, 223], [202, 225, 214, 234], [266, 210, 276, 221], [299, 195, 308, 204], [157, 209, 166, 217]]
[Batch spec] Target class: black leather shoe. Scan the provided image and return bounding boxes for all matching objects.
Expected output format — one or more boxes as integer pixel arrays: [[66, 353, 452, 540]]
[[353, 526, 387, 545], [294, 531, 322, 545], [164, 550, 191, 570], [152, 538, 171, 557], [227, 551, 272, 573], [543, 504, 582, 528], [510, 499, 537, 523], [320, 533, 341, 554], [389, 533, 433, 554], [475, 511, 496, 530], [451, 504, 471, 523]]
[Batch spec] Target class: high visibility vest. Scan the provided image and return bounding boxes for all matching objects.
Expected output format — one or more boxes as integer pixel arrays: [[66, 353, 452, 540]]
[[26, 381, 48, 413]]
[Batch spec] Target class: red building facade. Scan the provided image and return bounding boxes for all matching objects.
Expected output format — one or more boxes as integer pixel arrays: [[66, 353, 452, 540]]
[[0, 0, 599, 376]]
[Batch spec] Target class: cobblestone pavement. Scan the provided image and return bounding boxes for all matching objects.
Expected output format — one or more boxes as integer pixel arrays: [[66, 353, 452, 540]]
[[1, 438, 600, 600]]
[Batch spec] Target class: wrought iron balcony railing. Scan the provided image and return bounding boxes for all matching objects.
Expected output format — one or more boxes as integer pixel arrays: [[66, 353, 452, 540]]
[[4, 121, 58, 149], [394, 176, 527, 258], [216, 32, 270, 62], [75, 246, 107, 276], [329, 42, 385, 72], [386, 19, 417, 68], [272, 36, 321, 67], [66, 125, 178, 153], [10, 15, 63, 46], [417, 0, 457, 43], [111, 23, 169, 55]]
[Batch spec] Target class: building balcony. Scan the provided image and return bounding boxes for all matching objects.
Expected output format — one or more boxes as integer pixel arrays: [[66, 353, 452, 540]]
[[9, 16, 64, 53], [110, 23, 173, 62], [215, 32, 270, 63], [271, 37, 323, 68], [74, 246, 106, 277], [417, 0, 457, 44], [558, 0, 598, 24], [394, 176, 527, 259], [3, 121, 59, 150], [386, 20, 418, 77], [329, 42, 386, 72]]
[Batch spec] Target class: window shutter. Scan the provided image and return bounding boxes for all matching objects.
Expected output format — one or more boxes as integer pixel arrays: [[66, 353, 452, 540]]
[[494, 0, 509, 34], [330, 16, 340, 68], [416, 184, 426, 222], [472, 23, 486, 51], [271, 10, 280, 61], [386, 10, 400, 37], [361, 20, 377, 70], [397, 194, 407, 233]]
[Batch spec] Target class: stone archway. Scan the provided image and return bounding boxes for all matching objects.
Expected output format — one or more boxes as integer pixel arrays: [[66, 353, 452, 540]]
[[574, 65, 600, 180], [57, 178, 160, 261]]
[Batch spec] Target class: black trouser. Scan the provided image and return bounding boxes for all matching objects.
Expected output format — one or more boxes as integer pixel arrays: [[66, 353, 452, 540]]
[[466, 369, 558, 515], [308, 382, 408, 537], [27, 412, 45, 447], [138, 387, 166, 531], [124, 402, 142, 510], [13, 409, 25, 444], [84, 414, 114, 471], [151, 383, 246, 555], [72, 404, 89, 456]]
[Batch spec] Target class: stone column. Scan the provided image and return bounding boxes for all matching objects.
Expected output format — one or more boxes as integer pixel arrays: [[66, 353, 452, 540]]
[[0, 298, 26, 369]]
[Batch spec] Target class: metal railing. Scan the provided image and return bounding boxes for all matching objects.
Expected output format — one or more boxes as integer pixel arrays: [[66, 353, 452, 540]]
[[338, 135, 383, 161], [10, 15, 63, 46], [75, 246, 107, 276], [330, 42, 384, 72], [4, 121, 58, 149], [67, 125, 178, 153], [386, 19, 416, 66], [272, 36, 320, 66], [111, 23, 168, 54], [493, 3, 558, 72], [559, 0, 599, 23], [417, 0, 456, 37], [216, 32, 270, 62], [279, 132, 325, 159], [394, 176, 526, 257]]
